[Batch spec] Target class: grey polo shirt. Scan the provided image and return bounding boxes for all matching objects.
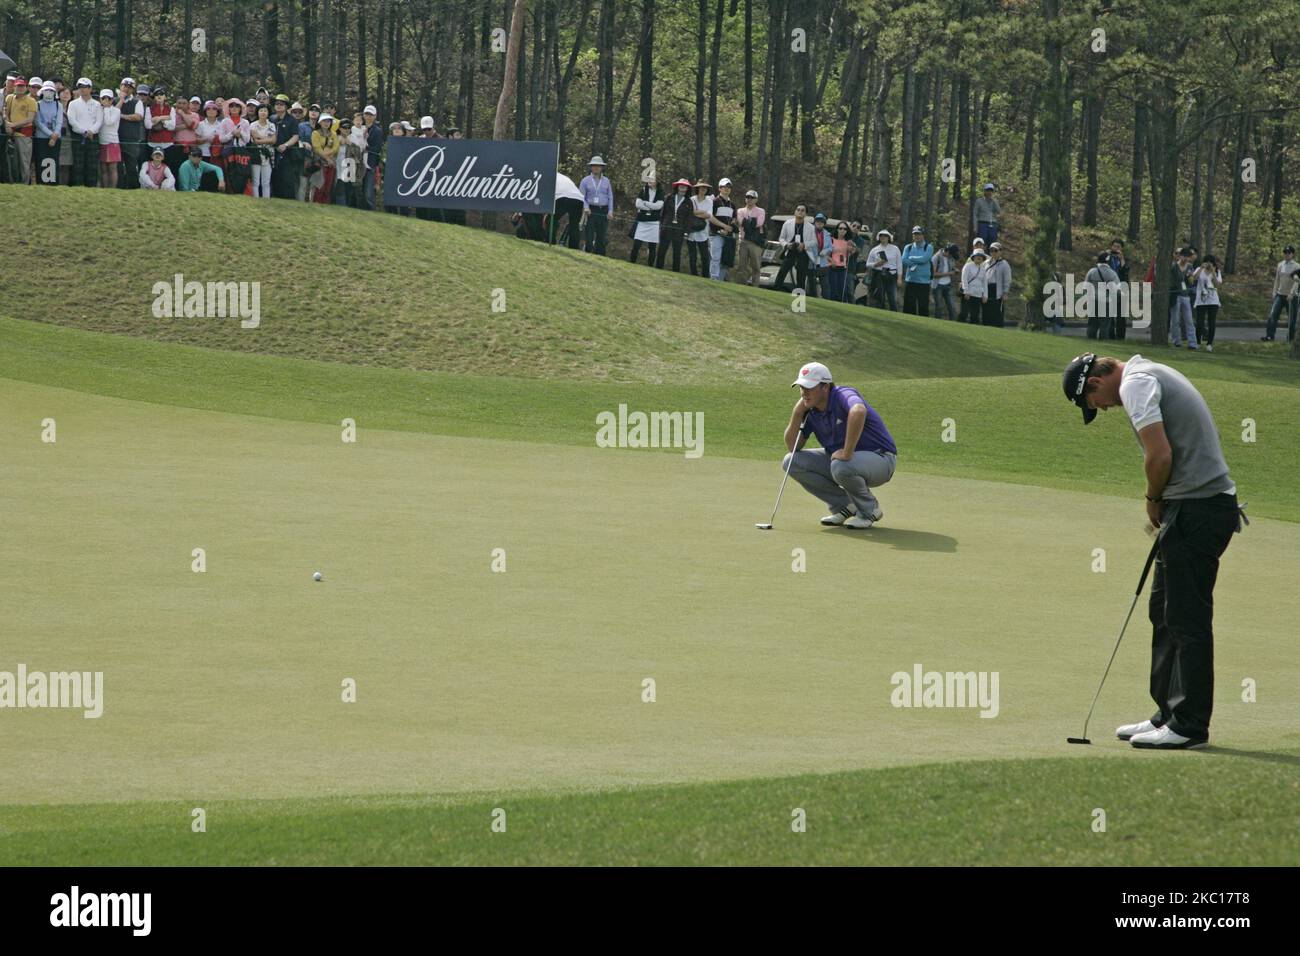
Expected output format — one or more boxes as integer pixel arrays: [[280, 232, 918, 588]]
[[1119, 355, 1235, 500]]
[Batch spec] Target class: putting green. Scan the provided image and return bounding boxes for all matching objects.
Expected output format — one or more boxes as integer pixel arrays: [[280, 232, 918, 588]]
[[4, 376, 1297, 807]]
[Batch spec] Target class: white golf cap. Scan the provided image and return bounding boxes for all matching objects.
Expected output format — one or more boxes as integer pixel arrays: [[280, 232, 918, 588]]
[[319, 112, 334, 122], [972, 237, 986, 246], [792, 362, 833, 389], [745, 189, 758, 198], [588, 155, 606, 166], [420, 115, 434, 129], [983, 182, 996, 191], [718, 177, 732, 187], [876, 229, 892, 239], [990, 241, 1003, 250], [401, 120, 415, 131], [911, 224, 924, 233], [76, 76, 93, 88], [364, 104, 377, 115], [99, 88, 114, 99]]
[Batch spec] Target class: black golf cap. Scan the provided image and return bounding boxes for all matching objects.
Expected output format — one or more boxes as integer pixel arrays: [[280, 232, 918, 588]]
[[1063, 352, 1098, 425]]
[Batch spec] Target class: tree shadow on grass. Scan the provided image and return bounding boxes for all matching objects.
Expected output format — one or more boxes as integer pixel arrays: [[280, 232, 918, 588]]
[[1198, 746, 1300, 768], [826, 526, 958, 552]]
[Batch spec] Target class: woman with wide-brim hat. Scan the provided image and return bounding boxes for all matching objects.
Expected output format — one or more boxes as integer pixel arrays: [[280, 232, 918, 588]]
[[657, 177, 696, 272], [687, 179, 712, 277]]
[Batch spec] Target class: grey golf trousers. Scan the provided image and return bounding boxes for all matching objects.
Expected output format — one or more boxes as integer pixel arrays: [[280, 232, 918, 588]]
[[781, 447, 897, 516]]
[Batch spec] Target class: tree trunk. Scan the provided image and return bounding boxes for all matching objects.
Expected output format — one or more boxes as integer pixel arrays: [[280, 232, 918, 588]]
[[870, 64, 894, 227], [742, 0, 753, 147], [708, 0, 723, 183], [695, 0, 707, 176], [767, 0, 789, 209], [941, 70, 958, 209], [898, 66, 914, 236], [1083, 87, 1100, 226], [1225, 111, 1249, 274], [493, 0, 527, 140], [639, 0, 654, 154], [955, 75, 969, 202], [832, 40, 865, 217], [924, 72, 941, 234], [356, 2, 367, 110], [1126, 100, 1145, 242], [1020, 84, 1038, 182], [1202, 117, 1222, 256], [183, 0, 194, 94], [1027, 0, 1067, 331]]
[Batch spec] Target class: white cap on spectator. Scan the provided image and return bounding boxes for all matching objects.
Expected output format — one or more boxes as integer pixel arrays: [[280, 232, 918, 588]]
[[973, 237, 986, 246], [364, 105, 377, 115], [402, 120, 415, 131], [718, 177, 732, 187], [990, 241, 1003, 250], [319, 112, 334, 123], [76, 77, 93, 88], [745, 189, 758, 198], [99, 88, 113, 99], [588, 155, 606, 166], [121, 77, 136, 87], [983, 182, 996, 191], [420, 115, 434, 129]]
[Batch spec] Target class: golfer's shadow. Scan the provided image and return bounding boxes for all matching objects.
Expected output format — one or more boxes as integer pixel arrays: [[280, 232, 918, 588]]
[[826, 526, 957, 553], [1199, 746, 1300, 767]]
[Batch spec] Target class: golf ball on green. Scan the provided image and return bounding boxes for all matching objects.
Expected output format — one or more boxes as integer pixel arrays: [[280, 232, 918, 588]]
[[313, 571, 323, 582]]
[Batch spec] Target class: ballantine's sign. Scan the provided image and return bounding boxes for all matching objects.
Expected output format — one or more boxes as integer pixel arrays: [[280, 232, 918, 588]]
[[383, 137, 558, 212]]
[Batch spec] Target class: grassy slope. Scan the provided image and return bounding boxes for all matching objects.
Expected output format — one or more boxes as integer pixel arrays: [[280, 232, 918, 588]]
[[4, 755, 1298, 866], [3, 185, 1297, 386]]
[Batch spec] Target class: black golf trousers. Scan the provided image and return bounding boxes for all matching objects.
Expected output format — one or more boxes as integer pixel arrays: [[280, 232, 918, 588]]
[[1147, 493, 1240, 741]]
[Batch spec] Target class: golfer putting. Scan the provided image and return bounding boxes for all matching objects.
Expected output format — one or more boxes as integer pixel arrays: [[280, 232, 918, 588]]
[[776, 362, 898, 530], [1063, 352, 1245, 750]]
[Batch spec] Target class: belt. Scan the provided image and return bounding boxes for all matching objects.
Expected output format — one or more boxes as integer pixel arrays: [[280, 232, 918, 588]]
[[588, 204, 608, 212]]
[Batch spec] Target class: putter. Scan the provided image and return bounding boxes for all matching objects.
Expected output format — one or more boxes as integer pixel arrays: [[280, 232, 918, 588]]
[[1067, 537, 1161, 745], [757, 417, 807, 530]]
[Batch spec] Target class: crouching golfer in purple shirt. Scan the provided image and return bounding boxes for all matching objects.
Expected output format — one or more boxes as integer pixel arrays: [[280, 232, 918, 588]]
[[783, 362, 898, 529]]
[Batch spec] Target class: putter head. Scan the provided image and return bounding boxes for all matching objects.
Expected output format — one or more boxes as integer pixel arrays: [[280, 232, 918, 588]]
[[1066, 737, 1091, 745], [756, 523, 773, 530]]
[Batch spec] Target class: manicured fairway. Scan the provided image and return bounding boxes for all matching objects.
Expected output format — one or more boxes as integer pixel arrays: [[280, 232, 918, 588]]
[[3, 376, 1297, 863]]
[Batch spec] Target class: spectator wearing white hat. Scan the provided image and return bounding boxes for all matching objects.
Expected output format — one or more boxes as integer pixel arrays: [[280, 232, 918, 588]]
[[973, 183, 1000, 245], [310, 112, 339, 204], [733, 189, 766, 286], [361, 104, 383, 210], [959, 248, 988, 323], [900, 225, 934, 316], [551, 171, 586, 248], [579, 156, 613, 255], [983, 241, 1012, 327], [865, 229, 901, 310], [707, 178, 737, 281], [66, 77, 102, 186], [116, 78, 146, 187], [139, 145, 176, 190], [96, 89, 121, 188], [32, 81, 63, 185]]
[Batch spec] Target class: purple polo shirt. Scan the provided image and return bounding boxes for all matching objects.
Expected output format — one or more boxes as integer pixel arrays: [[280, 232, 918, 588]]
[[801, 385, 897, 456]]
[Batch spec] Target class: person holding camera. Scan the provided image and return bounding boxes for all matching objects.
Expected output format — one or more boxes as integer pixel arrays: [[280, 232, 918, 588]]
[[1193, 255, 1223, 352], [773, 203, 817, 294], [866, 229, 901, 310], [930, 243, 960, 320]]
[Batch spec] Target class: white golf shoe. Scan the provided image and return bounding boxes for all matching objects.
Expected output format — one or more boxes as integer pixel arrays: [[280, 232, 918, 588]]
[[1129, 725, 1207, 749], [843, 507, 882, 530], [1115, 719, 1157, 741], [820, 505, 856, 526]]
